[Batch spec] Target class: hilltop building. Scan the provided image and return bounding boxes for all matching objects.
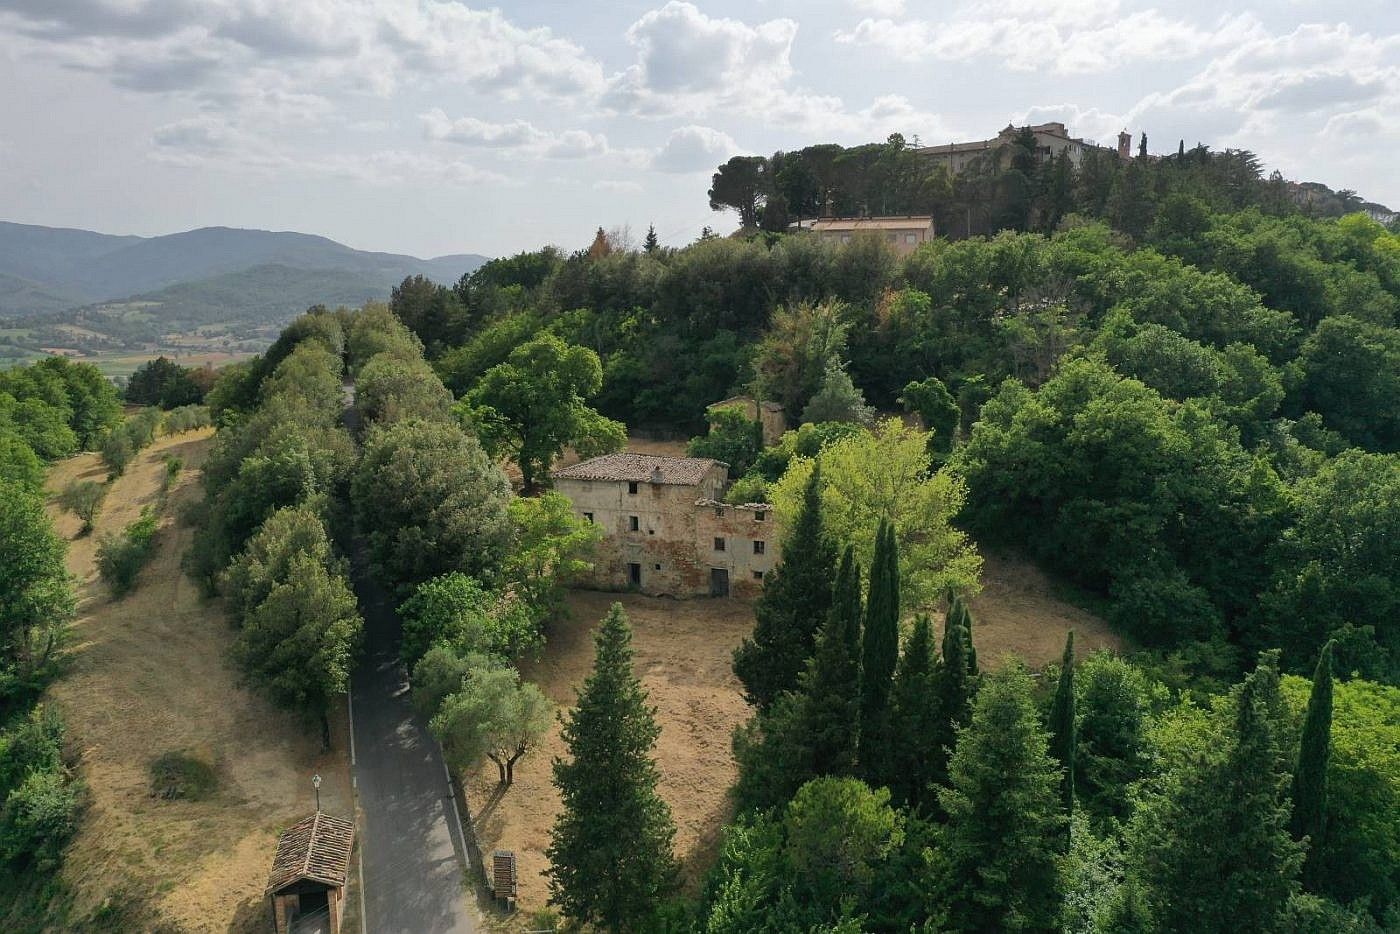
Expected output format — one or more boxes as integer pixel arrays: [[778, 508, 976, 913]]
[[916, 122, 1129, 173], [552, 452, 777, 600]]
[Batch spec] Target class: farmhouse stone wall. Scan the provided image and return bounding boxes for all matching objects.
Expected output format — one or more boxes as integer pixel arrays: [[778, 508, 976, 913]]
[[553, 456, 779, 600]]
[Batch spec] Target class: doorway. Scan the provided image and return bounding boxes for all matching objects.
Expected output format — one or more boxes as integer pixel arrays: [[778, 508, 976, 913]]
[[710, 568, 730, 597], [628, 563, 642, 587]]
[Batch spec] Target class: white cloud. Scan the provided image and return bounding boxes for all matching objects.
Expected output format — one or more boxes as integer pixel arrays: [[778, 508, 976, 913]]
[[651, 125, 740, 173], [835, 7, 1264, 75], [848, 0, 906, 16], [1, 0, 606, 115], [594, 180, 644, 193], [420, 109, 610, 160]]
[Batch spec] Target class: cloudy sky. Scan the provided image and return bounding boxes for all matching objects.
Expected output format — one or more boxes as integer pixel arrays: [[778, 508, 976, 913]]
[[1, 0, 1397, 258]]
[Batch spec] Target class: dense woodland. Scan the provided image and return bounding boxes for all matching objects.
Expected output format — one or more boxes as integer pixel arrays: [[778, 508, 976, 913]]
[[1, 133, 1398, 930]]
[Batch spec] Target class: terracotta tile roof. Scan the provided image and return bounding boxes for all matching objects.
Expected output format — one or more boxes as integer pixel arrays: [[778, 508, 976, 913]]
[[810, 216, 934, 232], [265, 812, 355, 895], [551, 453, 722, 486]]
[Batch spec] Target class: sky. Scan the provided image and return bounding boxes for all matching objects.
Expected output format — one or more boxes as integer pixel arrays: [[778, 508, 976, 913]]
[[0, 0, 1397, 259]]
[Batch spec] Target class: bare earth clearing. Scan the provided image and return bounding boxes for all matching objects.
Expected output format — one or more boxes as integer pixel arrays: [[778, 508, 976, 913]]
[[463, 552, 1119, 918], [44, 432, 355, 932]]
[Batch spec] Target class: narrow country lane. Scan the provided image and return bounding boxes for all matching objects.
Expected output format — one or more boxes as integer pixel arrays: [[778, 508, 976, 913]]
[[344, 384, 478, 933], [347, 553, 478, 933]]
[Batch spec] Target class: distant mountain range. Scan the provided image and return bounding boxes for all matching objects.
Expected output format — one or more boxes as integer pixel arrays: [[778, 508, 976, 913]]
[[0, 221, 488, 350]]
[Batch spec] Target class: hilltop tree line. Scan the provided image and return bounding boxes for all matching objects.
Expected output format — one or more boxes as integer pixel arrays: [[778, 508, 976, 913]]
[[707, 130, 1385, 239]]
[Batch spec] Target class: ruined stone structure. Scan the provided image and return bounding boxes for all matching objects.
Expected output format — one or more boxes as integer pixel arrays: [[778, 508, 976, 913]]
[[552, 452, 778, 600], [707, 395, 787, 446]]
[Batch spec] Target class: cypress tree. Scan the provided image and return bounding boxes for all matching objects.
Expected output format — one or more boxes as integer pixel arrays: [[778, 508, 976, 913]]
[[938, 665, 1065, 932], [1048, 630, 1076, 838], [929, 601, 976, 794], [733, 464, 836, 708], [643, 223, 660, 254], [548, 604, 677, 931], [1291, 640, 1333, 889], [1127, 653, 1302, 932], [858, 520, 900, 782], [799, 546, 863, 778], [946, 588, 978, 676], [887, 614, 941, 811]]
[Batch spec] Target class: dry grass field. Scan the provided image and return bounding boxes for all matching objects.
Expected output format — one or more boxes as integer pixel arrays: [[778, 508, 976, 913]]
[[43, 430, 355, 932], [463, 551, 1120, 919]]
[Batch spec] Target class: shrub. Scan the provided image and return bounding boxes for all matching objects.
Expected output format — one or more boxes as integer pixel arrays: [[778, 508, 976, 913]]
[[162, 405, 212, 434], [57, 480, 106, 535], [147, 752, 217, 801], [0, 769, 83, 870], [96, 509, 159, 596]]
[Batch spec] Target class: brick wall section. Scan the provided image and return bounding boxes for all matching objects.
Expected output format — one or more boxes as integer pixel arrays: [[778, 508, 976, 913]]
[[554, 462, 780, 600]]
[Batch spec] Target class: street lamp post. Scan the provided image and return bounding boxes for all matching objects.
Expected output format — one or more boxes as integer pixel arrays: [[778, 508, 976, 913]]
[[312, 773, 322, 812]]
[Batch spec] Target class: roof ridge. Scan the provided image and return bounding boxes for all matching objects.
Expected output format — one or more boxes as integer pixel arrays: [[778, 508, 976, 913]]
[[303, 810, 320, 880]]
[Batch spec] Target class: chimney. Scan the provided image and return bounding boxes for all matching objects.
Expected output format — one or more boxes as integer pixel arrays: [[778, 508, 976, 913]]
[[1117, 130, 1132, 161], [650, 466, 664, 484]]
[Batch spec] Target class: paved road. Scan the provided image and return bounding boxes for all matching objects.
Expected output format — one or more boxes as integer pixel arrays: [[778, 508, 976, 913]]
[[349, 555, 478, 933], [343, 385, 477, 933]]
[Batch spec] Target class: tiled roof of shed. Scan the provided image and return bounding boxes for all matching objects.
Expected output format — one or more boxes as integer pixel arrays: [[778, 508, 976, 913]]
[[810, 216, 934, 232], [551, 453, 722, 486], [265, 812, 354, 895]]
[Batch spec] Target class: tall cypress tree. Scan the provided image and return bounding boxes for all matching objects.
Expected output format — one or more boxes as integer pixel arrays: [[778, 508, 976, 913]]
[[858, 520, 900, 782], [946, 588, 978, 676], [930, 601, 976, 794], [643, 224, 660, 254], [548, 604, 677, 932], [799, 546, 863, 778], [1048, 630, 1076, 839], [888, 614, 941, 811], [939, 665, 1065, 932], [733, 464, 836, 708], [1291, 640, 1333, 889], [1127, 653, 1302, 932]]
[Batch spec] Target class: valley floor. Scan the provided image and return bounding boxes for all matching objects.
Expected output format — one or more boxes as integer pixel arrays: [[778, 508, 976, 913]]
[[43, 431, 357, 931]]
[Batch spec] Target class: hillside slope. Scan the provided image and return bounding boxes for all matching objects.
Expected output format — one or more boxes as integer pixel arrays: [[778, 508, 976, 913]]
[[0, 220, 487, 316]]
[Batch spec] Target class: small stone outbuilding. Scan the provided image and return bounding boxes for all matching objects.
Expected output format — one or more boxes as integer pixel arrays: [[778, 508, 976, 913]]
[[552, 452, 779, 600], [706, 395, 786, 446], [266, 812, 354, 934]]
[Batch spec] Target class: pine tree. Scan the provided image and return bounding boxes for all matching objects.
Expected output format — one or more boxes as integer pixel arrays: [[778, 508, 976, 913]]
[[887, 614, 941, 810], [1291, 640, 1333, 890], [643, 224, 660, 254], [1127, 654, 1302, 932], [1048, 630, 1076, 838], [858, 520, 900, 783], [938, 665, 1065, 932], [548, 604, 677, 931], [733, 464, 836, 708], [800, 546, 863, 777]]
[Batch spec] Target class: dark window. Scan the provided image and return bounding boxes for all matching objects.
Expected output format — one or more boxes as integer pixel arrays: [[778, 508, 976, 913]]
[[654, 563, 662, 570], [628, 481, 639, 495], [714, 506, 725, 517], [754, 510, 766, 521], [629, 515, 640, 532], [753, 571, 764, 580], [713, 537, 726, 552], [583, 512, 593, 523], [753, 540, 766, 555]]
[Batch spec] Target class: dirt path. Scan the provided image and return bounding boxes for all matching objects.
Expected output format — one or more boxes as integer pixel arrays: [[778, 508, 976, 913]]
[[44, 431, 355, 931]]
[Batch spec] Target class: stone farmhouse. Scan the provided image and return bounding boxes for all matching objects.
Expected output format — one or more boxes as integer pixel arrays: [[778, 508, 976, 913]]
[[551, 452, 778, 600], [806, 216, 936, 257]]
